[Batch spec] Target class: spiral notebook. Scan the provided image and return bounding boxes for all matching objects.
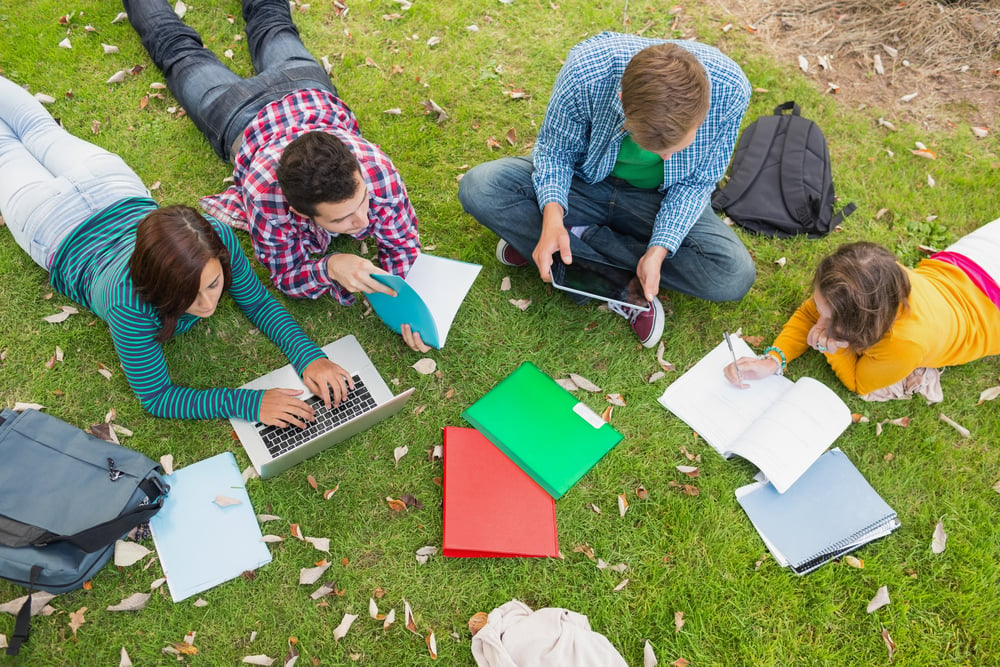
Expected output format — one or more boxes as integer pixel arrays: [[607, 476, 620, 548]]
[[735, 448, 900, 574]]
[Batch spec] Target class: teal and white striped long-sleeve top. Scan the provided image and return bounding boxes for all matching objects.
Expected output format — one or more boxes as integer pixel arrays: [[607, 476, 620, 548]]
[[48, 197, 326, 421]]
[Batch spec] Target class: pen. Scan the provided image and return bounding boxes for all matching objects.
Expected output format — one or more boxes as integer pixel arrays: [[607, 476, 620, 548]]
[[724, 331, 745, 385]]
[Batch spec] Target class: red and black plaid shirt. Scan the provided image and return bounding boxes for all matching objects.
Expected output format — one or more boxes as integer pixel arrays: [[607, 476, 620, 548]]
[[201, 89, 420, 305]]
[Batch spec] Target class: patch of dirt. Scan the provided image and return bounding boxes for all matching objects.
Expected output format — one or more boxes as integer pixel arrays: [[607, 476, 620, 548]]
[[714, 0, 1000, 131]]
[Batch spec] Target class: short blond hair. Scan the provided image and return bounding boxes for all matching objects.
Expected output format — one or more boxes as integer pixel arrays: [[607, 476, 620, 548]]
[[621, 43, 710, 152]]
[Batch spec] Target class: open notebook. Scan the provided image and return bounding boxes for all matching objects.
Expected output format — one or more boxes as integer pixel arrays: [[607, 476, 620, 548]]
[[367, 252, 481, 349], [658, 337, 851, 493]]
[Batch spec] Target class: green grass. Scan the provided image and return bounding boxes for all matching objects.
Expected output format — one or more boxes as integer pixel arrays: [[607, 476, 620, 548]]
[[2, 1, 1000, 665]]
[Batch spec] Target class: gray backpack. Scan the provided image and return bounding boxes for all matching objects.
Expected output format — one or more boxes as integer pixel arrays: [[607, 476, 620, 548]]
[[0, 408, 168, 656], [712, 101, 856, 237]]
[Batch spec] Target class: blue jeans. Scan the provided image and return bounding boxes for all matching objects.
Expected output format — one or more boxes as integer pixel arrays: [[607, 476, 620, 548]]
[[0, 77, 149, 269], [458, 156, 756, 302], [123, 0, 337, 162]]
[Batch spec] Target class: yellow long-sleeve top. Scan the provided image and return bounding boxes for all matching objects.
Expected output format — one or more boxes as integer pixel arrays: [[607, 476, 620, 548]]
[[772, 259, 1000, 395]]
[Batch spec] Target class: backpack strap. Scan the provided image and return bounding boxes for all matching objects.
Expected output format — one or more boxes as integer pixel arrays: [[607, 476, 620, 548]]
[[779, 116, 819, 224], [35, 476, 167, 553], [5, 565, 41, 656], [712, 116, 781, 209], [830, 201, 857, 228], [773, 101, 801, 117]]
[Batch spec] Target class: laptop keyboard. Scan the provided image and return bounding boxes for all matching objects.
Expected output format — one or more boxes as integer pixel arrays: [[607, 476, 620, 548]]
[[255, 375, 375, 458]]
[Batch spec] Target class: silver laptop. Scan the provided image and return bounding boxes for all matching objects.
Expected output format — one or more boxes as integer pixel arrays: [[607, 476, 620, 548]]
[[230, 334, 414, 478]]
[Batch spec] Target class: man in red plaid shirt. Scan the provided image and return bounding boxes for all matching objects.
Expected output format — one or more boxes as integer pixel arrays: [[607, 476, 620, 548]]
[[124, 0, 427, 351]]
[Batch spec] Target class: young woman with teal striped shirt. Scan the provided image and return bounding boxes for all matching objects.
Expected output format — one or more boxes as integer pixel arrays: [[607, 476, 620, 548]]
[[0, 75, 352, 426]]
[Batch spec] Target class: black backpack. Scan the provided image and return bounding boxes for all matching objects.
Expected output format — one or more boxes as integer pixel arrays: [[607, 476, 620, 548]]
[[0, 408, 168, 656], [712, 101, 855, 238]]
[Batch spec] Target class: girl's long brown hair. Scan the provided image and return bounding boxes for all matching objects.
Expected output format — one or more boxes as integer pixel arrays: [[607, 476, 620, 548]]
[[130, 205, 232, 342], [814, 241, 910, 352]]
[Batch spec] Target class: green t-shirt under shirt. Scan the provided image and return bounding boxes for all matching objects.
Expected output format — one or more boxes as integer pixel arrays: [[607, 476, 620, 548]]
[[610, 134, 664, 189]]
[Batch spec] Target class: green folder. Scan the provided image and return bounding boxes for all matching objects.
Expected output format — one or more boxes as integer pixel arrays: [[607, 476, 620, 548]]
[[462, 362, 623, 499]]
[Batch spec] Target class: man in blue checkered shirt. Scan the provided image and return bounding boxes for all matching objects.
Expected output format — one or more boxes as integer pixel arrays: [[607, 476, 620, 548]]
[[459, 32, 756, 348]]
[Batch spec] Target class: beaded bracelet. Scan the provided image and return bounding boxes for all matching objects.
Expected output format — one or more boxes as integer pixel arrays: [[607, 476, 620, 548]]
[[759, 346, 787, 376]]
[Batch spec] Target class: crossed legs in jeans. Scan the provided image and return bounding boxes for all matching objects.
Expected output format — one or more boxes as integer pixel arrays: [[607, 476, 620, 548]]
[[123, 0, 337, 161], [458, 156, 757, 303]]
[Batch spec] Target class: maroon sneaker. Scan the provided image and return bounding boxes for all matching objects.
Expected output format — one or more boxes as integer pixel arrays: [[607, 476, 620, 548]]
[[495, 239, 529, 267], [609, 297, 664, 348]]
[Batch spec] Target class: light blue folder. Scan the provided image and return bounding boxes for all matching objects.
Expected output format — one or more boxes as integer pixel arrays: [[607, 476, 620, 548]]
[[736, 449, 900, 574], [149, 452, 272, 601]]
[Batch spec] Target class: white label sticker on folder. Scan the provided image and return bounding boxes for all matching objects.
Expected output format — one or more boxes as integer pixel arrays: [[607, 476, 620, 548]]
[[573, 402, 605, 429]]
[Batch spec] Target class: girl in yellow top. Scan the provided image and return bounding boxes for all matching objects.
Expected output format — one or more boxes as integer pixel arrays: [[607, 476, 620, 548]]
[[724, 219, 1000, 396]]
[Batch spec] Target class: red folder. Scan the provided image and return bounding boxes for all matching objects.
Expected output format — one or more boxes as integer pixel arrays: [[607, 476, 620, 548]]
[[442, 427, 559, 558]]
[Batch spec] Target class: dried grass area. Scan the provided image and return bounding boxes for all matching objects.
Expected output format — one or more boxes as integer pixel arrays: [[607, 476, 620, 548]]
[[714, 0, 1000, 129]]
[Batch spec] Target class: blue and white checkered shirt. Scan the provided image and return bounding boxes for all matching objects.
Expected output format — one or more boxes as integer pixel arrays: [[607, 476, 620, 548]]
[[532, 32, 751, 255]]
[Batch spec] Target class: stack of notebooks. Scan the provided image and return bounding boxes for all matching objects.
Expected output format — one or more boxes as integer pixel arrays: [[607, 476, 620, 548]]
[[657, 337, 900, 574], [442, 362, 624, 558]]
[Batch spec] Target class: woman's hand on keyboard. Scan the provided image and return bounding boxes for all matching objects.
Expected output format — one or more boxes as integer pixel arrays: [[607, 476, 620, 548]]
[[302, 358, 355, 409], [259, 388, 315, 428]]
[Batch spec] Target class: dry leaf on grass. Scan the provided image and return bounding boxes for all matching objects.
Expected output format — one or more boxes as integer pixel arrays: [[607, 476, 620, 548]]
[[469, 611, 488, 635], [333, 613, 358, 640], [299, 561, 331, 585], [107, 593, 150, 612], [242, 656, 276, 666], [309, 582, 336, 600], [509, 298, 531, 311], [412, 358, 436, 374], [977, 386, 1000, 403], [290, 523, 304, 540], [568, 373, 601, 392], [647, 371, 665, 383], [931, 519, 947, 554], [844, 555, 864, 569], [114, 541, 151, 567], [159, 454, 174, 475], [588, 503, 601, 514], [258, 514, 282, 523], [193, 598, 208, 608], [606, 393, 626, 406], [881, 627, 896, 661], [500, 276, 511, 291], [867, 585, 890, 613], [386, 497, 407, 512], [119, 647, 133, 667], [43, 305, 78, 323], [415, 545, 438, 564], [324, 486, 339, 500], [0, 591, 57, 617], [674, 610, 685, 632], [421, 99, 448, 123], [655, 341, 675, 372], [404, 599, 419, 634], [613, 578, 629, 591], [426, 631, 438, 659], [676, 465, 699, 478], [304, 536, 330, 552], [306, 474, 318, 490], [618, 493, 628, 517], [939, 413, 970, 438], [394, 445, 408, 465], [68, 606, 86, 638], [644, 639, 658, 667]]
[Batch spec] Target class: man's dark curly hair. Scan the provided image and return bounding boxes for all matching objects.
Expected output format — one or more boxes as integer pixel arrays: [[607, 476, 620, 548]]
[[276, 131, 361, 217]]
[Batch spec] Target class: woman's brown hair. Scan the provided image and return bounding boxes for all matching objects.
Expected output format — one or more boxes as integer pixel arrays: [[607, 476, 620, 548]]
[[620, 43, 710, 153], [813, 242, 910, 352], [130, 205, 232, 342]]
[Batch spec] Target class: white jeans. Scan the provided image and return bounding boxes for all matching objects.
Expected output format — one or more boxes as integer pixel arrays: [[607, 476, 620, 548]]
[[0, 76, 149, 269], [946, 216, 1000, 281]]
